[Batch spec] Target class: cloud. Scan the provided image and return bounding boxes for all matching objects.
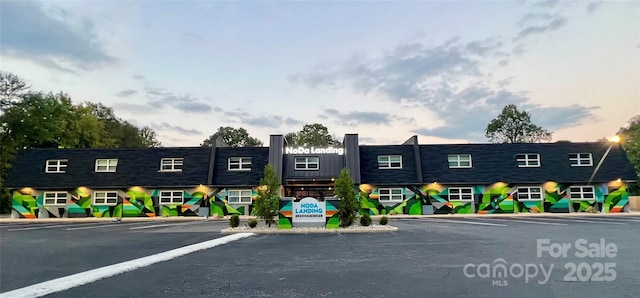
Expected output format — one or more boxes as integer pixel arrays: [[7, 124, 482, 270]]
[[586, 2, 602, 13], [142, 85, 212, 113], [132, 75, 145, 80], [214, 107, 303, 129], [528, 104, 600, 130], [0, 0, 115, 71], [324, 108, 392, 126], [516, 15, 567, 40], [112, 102, 160, 115], [150, 122, 202, 136], [531, 0, 559, 8], [115, 89, 137, 97], [241, 115, 302, 128], [292, 36, 598, 141]]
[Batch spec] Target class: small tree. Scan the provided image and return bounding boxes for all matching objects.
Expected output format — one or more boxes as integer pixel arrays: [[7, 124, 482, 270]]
[[254, 164, 280, 227], [485, 104, 552, 143], [335, 168, 359, 227]]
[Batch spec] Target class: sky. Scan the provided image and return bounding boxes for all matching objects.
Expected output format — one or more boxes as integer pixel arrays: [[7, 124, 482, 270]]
[[1, 0, 639, 146]]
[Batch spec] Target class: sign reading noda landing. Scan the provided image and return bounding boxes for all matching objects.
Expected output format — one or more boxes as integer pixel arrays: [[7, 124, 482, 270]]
[[293, 197, 326, 227], [285, 146, 344, 155]]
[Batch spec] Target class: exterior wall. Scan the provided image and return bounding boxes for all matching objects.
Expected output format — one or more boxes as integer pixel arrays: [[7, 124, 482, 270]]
[[356, 182, 630, 215], [359, 187, 422, 215], [210, 188, 257, 217], [11, 186, 214, 218]]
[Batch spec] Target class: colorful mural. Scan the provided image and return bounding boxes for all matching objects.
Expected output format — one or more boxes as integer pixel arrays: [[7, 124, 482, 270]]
[[10, 182, 630, 218], [10, 187, 214, 218], [359, 188, 421, 215]]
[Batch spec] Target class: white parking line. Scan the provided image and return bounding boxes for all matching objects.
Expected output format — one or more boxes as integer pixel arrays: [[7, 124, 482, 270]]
[[7, 224, 76, 231], [479, 218, 567, 226], [420, 218, 507, 227], [524, 217, 627, 225], [65, 222, 157, 231], [0, 233, 254, 298], [128, 222, 199, 230]]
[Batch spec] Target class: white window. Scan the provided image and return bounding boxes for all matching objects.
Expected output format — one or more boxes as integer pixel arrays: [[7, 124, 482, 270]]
[[517, 186, 543, 201], [568, 186, 595, 200], [43, 192, 68, 206], [93, 191, 119, 205], [516, 154, 540, 167], [447, 154, 472, 168], [228, 157, 252, 171], [45, 159, 68, 173], [160, 158, 183, 172], [449, 187, 474, 201], [569, 153, 593, 167], [159, 190, 184, 204], [378, 188, 403, 202], [378, 155, 402, 169], [228, 189, 253, 204], [295, 156, 319, 170], [95, 159, 118, 172]]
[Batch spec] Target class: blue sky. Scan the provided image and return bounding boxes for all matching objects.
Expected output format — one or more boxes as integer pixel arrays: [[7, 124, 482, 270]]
[[1, 0, 638, 146]]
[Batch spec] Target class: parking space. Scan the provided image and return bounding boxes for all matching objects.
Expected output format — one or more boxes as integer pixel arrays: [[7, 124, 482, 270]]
[[2, 215, 639, 297], [0, 219, 229, 293]]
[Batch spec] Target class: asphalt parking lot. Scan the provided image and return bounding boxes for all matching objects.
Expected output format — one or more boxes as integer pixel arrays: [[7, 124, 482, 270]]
[[1, 215, 639, 297]]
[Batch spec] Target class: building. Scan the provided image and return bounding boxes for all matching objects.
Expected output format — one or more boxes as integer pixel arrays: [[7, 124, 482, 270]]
[[4, 134, 637, 220]]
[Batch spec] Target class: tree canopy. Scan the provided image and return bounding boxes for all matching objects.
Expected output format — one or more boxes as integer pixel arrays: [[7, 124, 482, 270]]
[[201, 126, 263, 147], [0, 81, 162, 213], [485, 104, 552, 143], [285, 123, 341, 146], [619, 115, 640, 177], [0, 72, 29, 111]]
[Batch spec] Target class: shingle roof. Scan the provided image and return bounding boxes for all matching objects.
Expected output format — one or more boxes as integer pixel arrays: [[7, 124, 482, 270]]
[[212, 147, 269, 186], [359, 145, 420, 184], [419, 142, 637, 184], [3, 147, 212, 189]]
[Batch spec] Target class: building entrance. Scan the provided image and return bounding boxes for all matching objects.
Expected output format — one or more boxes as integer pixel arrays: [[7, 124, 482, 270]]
[[284, 185, 334, 201]]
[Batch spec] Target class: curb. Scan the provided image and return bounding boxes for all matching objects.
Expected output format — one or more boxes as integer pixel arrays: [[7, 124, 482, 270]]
[[1, 211, 638, 223], [221, 226, 398, 234]]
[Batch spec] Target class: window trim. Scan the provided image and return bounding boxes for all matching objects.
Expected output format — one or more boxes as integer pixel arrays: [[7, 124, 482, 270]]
[[516, 186, 543, 201], [93, 191, 119, 206], [45, 159, 68, 173], [227, 189, 253, 204], [447, 154, 472, 168], [159, 190, 184, 205], [294, 156, 320, 170], [378, 155, 403, 169], [160, 157, 184, 172], [516, 153, 541, 168], [568, 185, 596, 200], [448, 187, 474, 201], [228, 157, 252, 171], [43, 191, 68, 206], [569, 153, 593, 167], [95, 158, 118, 173], [378, 188, 404, 202]]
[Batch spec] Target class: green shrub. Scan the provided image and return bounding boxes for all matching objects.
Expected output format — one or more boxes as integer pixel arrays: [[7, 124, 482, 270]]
[[248, 218, 258, 228], [379, 216, 389, 225], [229, 214, 240, 228], [360, 213, 372, 226], [585, 206, 597, 214]]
